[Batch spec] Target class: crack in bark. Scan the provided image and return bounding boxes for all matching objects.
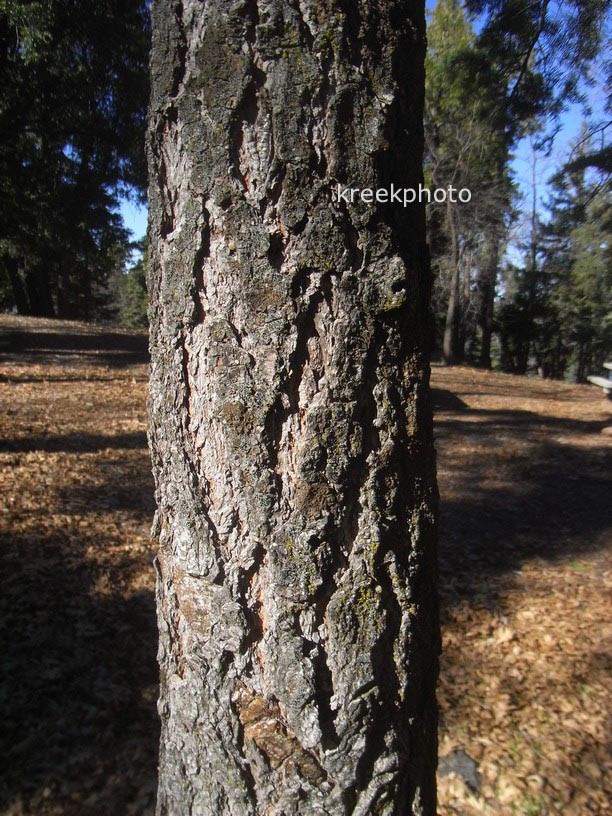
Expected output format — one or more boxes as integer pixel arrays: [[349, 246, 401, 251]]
[[230, 693, 260, 813], [266, 231, 285, 272], [285, 290, 325, 415], [289, 211, 309, 235], [153, 111, 179, 239], [290, 548, 342, 752], [236, 0, 260, 47], [260, 161, 286, 219], [338, 327, 382, 560], [336, 0, 362, 69], [170, 0, 188, 100], [310, 639, 340, 750], [180, 337, 226, 584], [312, 35, 334, 132], [290, 266, 312, 301], [229, 65, 266, 194], [288, 0, 314, 50], [263, 281, 325, 474], [346, 703, 397, 813], [334, 200, 365, 272], [189, 202, 211, 326], [238, 540, 266, 654]]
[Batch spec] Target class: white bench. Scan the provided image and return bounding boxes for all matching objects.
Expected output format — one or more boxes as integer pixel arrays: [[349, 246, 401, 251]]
[[587, 362, 612, 397]]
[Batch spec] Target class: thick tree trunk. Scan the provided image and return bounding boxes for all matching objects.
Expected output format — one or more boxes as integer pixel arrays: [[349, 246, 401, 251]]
[[147, 2, 438, 814], [24, 261, 55, 317]]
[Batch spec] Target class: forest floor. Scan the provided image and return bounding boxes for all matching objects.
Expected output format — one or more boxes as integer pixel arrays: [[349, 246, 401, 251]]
[[0, 315, 610, 816]]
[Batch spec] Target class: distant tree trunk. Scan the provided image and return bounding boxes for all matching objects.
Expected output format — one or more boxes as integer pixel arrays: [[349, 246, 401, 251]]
[[24, 260, 55, 317], [477, 234, 500, 369], [443, 200, 463, 364], [148, 2, 439, 815], [3, 256, 29, 314]]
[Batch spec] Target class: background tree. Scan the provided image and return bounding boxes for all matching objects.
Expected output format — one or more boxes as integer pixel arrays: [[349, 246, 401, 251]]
[[553, 185, 612, 380], [148, 1, 439, 814], [116, 246, 148, 329], [499, 134, 612, 380], [0, 0, 149, 318], [425, 0, 610, 368], [473, 0, 610, 367], [544, 110, 612, 381], [425, 0, 514, 364]]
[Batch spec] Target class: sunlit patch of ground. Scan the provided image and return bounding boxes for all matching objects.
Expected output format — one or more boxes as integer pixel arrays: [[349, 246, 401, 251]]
[[0, 317, 610, 814]]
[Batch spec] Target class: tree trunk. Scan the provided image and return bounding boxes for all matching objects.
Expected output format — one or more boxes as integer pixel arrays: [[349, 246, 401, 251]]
[[24, 260, 55, 317], [147, 2, 439, 814], [442, 199, 462, 364], [3, 255, 29, 314], [477, 234, 500, 369]]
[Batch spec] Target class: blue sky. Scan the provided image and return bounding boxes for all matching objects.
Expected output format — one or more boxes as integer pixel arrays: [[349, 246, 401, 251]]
[[120, 195, 148, 245], [509, 65, 608, 257]]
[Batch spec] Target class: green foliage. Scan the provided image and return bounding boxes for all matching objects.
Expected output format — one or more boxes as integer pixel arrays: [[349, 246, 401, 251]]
[[467, 0, 609, 122], [0, 0, 149, 319], [117, 252, 148, 329], [0, 0, 53, 62], [497, 272, 542, 375], [426, 0, 610, 366], [498, 143, 611, 381], [425, 0, 514, 363], [542, 171, 611, 380]]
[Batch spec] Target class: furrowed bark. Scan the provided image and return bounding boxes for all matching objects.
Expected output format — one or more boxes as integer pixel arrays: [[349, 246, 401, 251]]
[[147, 1, 439, 814]]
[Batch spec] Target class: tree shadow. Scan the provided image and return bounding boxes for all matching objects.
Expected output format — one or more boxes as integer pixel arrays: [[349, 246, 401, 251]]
[[0, 329, 149, 369], [1, 431, 148, 454], [0, 373, 148, 384], [433, 392, 612, 608], [0, 530, 158, 815], [431, 388, 470, 412], [1, 361, 608, 813], [0, 320, 159, 812], [57, 466, 156, 517]]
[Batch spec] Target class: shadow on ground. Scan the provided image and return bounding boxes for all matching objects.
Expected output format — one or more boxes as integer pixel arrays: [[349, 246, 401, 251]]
[[0, 329, 148, 368], [433, 388, 612, 606], [2, 431, 148, 453], [0, 533, 158, 815]]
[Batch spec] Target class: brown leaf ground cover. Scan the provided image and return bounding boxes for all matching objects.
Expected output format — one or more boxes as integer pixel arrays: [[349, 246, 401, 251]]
[[0, 316, 157, 816], [0, 315, 610, 815], [434, 367, 612, 815]]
